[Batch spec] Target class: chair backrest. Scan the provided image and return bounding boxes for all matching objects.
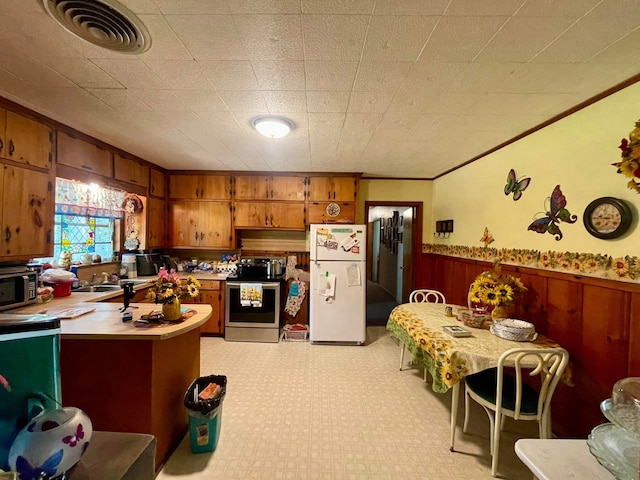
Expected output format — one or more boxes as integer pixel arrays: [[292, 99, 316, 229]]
[[495, 347, 569, 420], [409, 289, 446, 304]]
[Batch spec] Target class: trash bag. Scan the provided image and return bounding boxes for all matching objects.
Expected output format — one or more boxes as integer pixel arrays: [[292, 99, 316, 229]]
[[184, 375, 227, 416]]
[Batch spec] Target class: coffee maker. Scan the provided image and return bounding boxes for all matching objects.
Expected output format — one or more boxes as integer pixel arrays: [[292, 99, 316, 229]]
[[0, 313, 61, 470]]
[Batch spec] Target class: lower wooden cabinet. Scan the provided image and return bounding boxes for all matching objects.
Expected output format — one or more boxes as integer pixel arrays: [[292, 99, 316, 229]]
[[182, 280, 224, 335]]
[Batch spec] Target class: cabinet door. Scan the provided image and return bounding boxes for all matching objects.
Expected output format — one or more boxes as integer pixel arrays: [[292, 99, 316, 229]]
[[169, 174, 199, 199], [269, 176, 306, 201], [197, 201, 233, 248], [233, 202, 266, 227], [268, 202, 306, 229], [4, 112, 52, 169], [169, 174, 231, 200], [149, 168, 166, 198], [199, 289, 222, 334], [199, 175, 232, 200], [169, 201, 199, 247], [147, 197, 166, 249], [57, 131, 112, 177], [234, 175, 269, 200], [331, 176, 357, 201], [308, 176, 333, 201], [308, 202, 356, 224], [1, 166, 53, 257], [114, 154, 149, 188], [0, 108, 5, 159]]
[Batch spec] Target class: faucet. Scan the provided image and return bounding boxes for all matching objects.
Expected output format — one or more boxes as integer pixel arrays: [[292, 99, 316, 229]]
[[101, 272, 110, 284], [89, 273, 97, 286]]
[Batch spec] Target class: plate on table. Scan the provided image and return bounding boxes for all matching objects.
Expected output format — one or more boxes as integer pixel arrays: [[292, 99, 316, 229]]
[[586, 423, 639, 480]]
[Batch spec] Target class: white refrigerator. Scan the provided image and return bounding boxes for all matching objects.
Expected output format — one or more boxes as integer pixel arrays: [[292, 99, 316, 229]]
[[309, 224, 366, 344]]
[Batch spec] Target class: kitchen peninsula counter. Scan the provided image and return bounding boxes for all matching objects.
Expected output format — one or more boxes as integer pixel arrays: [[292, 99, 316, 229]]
[[14, 299, 212, 471]]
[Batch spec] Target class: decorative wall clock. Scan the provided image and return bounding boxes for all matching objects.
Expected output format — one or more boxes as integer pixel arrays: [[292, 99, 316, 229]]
[[326, 202, 340, 217], [583, 197, 632, 239]]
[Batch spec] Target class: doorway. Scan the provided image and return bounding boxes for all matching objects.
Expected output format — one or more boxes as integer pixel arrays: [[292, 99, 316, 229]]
[[365, 201, 423, 326]]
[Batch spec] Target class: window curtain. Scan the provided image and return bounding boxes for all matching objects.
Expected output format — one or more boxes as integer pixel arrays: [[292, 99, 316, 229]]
[[55, 178, 125, 219]]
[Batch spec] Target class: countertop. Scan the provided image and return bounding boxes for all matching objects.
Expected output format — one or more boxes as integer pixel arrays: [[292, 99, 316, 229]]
[[514, 439, 613, 480], [13, 280, 213, 340]]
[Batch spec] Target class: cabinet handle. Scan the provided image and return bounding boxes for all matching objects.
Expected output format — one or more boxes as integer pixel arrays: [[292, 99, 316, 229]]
[[195, 231, 199, 242], [270, 216, 274, 226], [8, 140, 15, 156], [0, 137, 3, 152], [270, 190, 273, 198], [200, 232, 204, 240], [327, 191, 330, 200], [333, 191, 336, 200], [4, 227, 10, 243], [81, 164, 93, 171], [130, 178, 136, 184], [46, 230, 52, 244]]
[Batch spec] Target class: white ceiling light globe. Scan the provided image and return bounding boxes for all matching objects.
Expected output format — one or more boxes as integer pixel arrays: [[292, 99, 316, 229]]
[[252, 116, 293, 138]]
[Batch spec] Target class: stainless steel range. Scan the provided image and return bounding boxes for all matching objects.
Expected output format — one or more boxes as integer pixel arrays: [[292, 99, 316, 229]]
[[224, 257, 286, 343]]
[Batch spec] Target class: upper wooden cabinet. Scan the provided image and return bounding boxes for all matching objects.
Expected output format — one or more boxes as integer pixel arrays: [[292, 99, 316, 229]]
[[308, 201, 356, 224], [234, 202, 305, 229], [0, 110, 52, 170], [149, 168, 166, 198], [234, 175, 305, 201], [147, 197, 167, 249], [169, 201, 233, 249], [0, 165, 53, 258], [308, 176, 357, 202], [114, 153, 149, 188], [57, 131, 113, 177], [168, 174, 232, 200]]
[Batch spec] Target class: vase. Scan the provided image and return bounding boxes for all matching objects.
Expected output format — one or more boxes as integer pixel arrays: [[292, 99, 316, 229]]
[[491, 305, 510, 321], [162, 299, 182, 321]]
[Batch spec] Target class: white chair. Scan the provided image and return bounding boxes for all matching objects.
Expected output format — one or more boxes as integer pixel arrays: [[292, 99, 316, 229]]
[[408, 289, 446, 304], [458, 347, 569, 477], [399, 289, 446, 372]]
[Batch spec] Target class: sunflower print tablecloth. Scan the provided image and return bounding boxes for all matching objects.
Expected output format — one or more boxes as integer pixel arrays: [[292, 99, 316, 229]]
[[386, 303, 572, 393]]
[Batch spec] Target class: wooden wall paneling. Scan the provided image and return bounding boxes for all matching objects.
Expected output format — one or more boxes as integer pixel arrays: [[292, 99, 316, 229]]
[[545, 278, 582, 356], [582, 285, 629, 391], [629, 292, 640, 376], [516, 271, 548, 333]]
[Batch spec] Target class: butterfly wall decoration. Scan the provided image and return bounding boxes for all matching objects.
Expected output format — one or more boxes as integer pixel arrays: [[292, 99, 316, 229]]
[[504, 168, 531, 201], [527, 185, 577, 241], [480, 227, 494, 247]]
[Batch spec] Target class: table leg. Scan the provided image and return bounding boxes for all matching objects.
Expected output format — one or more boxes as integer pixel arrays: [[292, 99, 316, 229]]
[[450, 382, 459, 452]]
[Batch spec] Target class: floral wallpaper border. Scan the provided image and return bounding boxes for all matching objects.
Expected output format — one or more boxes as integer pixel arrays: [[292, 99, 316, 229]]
[[422, 243, 640, 284]]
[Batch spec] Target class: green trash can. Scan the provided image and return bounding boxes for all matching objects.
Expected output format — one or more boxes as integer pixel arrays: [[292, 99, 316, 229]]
[[184, 375, 227, 454]]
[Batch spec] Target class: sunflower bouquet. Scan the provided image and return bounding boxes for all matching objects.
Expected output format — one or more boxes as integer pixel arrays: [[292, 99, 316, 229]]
[[468, 262, 527, 308], [613, 118, 640, 193], [146, 268, 201, 304]]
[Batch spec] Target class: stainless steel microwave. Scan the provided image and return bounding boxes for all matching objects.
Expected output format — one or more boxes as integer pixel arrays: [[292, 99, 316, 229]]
[[0, 268, 38, 311]]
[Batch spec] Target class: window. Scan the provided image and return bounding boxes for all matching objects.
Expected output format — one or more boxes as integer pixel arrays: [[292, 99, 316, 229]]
[[35, 179, 126, 265]]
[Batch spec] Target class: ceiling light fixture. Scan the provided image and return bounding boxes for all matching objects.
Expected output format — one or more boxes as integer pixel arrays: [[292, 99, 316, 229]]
[[252, 116, 294, 138]]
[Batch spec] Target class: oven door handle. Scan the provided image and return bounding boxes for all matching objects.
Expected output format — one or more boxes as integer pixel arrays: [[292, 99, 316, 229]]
[[227, 281, 280, 288]]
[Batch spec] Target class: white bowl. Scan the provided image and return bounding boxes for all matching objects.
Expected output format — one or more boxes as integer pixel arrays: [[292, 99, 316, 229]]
[[8, 407, 92, 479]]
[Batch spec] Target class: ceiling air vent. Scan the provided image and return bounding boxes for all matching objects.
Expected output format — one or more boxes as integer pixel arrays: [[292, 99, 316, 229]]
[[38, 0, 151, 54]]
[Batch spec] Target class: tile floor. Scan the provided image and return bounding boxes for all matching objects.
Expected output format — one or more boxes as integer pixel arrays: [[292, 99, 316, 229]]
[[157, 327, 538, 480]]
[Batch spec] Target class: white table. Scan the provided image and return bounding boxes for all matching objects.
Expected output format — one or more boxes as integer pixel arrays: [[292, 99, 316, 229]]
[[515, 439, 613, 480]]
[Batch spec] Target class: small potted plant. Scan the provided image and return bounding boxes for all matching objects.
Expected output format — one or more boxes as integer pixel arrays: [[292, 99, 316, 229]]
[[468, 261, 527, 321], [146, 268, 201, 321]]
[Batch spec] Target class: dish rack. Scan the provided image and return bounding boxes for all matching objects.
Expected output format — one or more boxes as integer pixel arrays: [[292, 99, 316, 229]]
[[282, 324, 309, 342]]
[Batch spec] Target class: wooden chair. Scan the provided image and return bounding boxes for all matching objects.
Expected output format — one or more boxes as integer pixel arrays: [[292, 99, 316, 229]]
[[399, 289, 446, 372], [458, 347, 569, 477]]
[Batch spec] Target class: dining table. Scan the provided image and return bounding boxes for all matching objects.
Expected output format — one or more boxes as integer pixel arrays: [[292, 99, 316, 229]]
[[386, 302, 573, 450]]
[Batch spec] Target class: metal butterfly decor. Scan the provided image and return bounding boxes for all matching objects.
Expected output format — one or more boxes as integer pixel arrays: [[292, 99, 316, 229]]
[[504, 168, 531, 201], [480, 227, 494, 247], [527, 185, 577, 241]]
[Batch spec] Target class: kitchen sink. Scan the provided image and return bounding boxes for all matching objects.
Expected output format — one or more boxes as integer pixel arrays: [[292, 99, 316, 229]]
[[74, 285, 122, 293], [118, 279, 150, 286]]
